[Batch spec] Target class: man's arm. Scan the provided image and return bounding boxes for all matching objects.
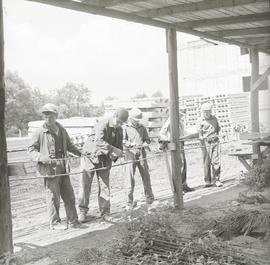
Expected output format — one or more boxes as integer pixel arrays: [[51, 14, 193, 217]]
[[66, 132, 82, 156]]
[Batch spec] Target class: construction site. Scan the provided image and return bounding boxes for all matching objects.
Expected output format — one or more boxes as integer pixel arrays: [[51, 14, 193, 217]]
[[0, 1, 270, 265]]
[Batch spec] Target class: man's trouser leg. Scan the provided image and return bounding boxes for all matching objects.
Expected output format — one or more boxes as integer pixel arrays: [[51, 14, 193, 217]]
[[97, 161, 111, 215], [180, 150, 187, 186], [211, 142, 221, 183], [60, 175, 78, 224], [201, 143, 211, 184], [78, 170, 95, 214], [44, 177, 61, 225], [137, 158, 154, 203], [125, 151, 136, 205]]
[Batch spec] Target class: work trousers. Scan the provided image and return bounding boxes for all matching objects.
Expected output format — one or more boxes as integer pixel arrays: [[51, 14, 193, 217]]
[[201, 141, 221, 184], [78, 160, 112, 216], [180, 142, 187, 186], [44, 174, 78, 225], [125, 150, 154, 205]]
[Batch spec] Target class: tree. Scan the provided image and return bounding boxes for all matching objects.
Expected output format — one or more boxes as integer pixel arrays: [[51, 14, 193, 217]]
[[5, 71, 40, 136], [152, 90, 163, 98], [55, 82, 92, 117], [132, 93, 148, 99]]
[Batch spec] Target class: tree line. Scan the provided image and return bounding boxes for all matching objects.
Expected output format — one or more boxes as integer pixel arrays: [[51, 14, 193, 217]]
[[5, 71, 164, 137], [5, 71, 104, 136]]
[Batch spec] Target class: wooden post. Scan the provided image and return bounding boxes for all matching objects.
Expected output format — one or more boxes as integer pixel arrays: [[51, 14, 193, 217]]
[[249, 48, 260, 154], [0, 0, 13, 257], [166, 28, 183, 209]]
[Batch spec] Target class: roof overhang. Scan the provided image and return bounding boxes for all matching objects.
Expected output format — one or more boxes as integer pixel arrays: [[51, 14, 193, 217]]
[[26, 0, 270, 53]]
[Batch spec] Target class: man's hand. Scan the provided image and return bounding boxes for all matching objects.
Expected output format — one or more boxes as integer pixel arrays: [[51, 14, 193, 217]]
[[38, 154, 51, 164], [111, 146, 123, 158]]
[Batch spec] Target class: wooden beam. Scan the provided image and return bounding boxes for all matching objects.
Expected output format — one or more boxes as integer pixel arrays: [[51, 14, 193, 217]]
[[251, 66, 270, 92], [233, 36, 270, 45], [209, 26, 270, 37], [134, 0, 266, 18], [176, 12, 270, 29], [26, 0, 270, 54], [0, 0, 13, 257], [250, 48, 260, 135], [166, 28, 183, 210], [81, 0, 142, 8]]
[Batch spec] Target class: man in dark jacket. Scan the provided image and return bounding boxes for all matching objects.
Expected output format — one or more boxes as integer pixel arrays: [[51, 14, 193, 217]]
[[78, 108, 129, 222], [28, 103, 82, 230]]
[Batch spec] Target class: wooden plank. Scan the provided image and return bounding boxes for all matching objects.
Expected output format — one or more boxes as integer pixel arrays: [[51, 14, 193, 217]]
[[238, 157, 252, 170], [176, 12, 270, 29], [0, 0, 13, 256], [251, 66, 270, 92], [82, 0, 142, 8], [166, 28, 183, 210], [208, 26, 270, 37], [133, 0, 266, 18], [27, 0, 270, 54]]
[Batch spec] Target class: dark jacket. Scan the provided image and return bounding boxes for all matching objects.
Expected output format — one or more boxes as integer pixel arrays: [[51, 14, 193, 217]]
[[82, 117, 123, 166], [28, 122, 81, 177]]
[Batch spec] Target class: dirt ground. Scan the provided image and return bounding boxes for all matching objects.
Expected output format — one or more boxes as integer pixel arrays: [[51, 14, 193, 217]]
[[6, 139, 269, 264]]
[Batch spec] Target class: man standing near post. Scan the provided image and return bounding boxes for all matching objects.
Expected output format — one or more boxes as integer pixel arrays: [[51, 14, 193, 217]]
[[28, 103, 81, 230], [78, 109, 129, 222], [159, 106, 197, 192], [197, 102, 223, 188], [123, 108, 154, 210]]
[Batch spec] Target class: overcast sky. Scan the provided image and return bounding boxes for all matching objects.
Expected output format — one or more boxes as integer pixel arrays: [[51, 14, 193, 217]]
[[4, 0, 197, 103]]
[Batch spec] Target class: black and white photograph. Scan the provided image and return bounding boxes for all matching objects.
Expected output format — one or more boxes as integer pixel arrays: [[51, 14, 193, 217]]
[[0, 0, 270, 264]]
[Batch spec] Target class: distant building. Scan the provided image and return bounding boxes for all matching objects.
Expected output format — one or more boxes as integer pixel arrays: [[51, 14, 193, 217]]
[[179, 39, 270, 130]]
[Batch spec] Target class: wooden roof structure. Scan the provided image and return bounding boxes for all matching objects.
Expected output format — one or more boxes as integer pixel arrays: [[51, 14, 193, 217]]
[[27, 0, 270, 53]]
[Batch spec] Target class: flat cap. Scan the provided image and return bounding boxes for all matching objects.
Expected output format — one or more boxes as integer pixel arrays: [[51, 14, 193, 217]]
[[41, 103, 58, 114], [114, 108, 129, 123]]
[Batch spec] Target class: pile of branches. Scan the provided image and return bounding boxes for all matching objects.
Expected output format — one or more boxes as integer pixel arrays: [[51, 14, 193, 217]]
[[242, 161, 270, 191], [102, 214, 265, 265], [199, 209, 270, 240]]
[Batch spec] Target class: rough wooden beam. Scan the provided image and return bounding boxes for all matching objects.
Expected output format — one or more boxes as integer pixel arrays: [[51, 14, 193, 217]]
[[209, 26, 270, 37], [133, 0, 267, 18], [81, 0, 143, 8], [0, 0, 13, 257], [26, 0, 269, 54], [233, 36, 270, 44], [176, 12, 270, 29], [166, 28, 183, 210], [251, 66, 270, 92]]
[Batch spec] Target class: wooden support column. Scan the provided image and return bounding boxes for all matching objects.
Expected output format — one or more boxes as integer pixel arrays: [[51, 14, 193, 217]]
[[249, 48, 260, 133], [249, 48, 260, 155], [166, 28, 183, 210], [0, 0, 13, 257]]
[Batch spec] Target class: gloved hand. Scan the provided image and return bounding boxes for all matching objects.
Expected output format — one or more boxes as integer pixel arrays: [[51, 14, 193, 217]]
[[111, 146, 123, 158], [38, 154, 51, 164]]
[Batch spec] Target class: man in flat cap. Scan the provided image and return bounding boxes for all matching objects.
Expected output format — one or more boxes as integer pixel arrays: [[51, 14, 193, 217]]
[[123, 108, 154, 210], [78, 108, 129, 222], [28, 103, 82, 230]]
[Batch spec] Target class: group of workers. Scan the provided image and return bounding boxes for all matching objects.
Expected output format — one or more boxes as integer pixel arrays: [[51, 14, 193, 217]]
[[28, 101, 222, 230]]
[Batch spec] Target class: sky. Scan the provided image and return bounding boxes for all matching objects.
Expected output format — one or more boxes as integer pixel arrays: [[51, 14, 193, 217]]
[[3, 0, 197, 104]]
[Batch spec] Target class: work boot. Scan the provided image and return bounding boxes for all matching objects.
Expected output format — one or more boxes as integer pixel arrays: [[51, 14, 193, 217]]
[[78, 212, 87, 223], [183, 185, 195, 192], [214, 180, 223, 187], [204, 181, 212, 188], [69, 221, 82, 229], [50, 221, 67, 231]]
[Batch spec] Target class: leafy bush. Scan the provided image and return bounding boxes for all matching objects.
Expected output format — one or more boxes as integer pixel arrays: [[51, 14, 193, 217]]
[[242, 161, 270, 191]]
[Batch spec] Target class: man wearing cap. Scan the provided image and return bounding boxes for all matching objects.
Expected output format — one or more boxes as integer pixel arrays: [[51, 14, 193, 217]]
[[28, 103, 82, 230], [78, 108, 128, 222], [123, 108, 154, 209], [159, 107, 198, 192], [197, 102, 223, 188]]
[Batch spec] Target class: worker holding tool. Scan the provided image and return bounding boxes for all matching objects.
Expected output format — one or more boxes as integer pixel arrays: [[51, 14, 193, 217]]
[[28, 103, 82, 230], [78, 108, 129, 222], [159, 106, 198, 193], [123, 108, 154, 210], [197, 102, 223, 188]]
